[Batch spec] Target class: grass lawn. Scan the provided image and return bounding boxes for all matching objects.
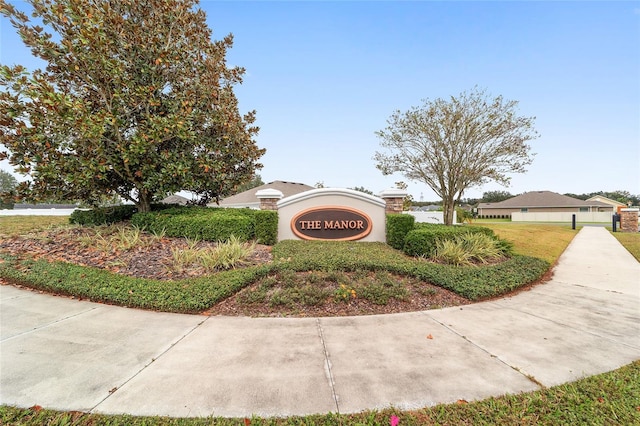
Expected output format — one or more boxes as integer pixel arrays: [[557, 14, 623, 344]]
[[612, 231, 640, 261], [0, 215, 69, 236], [476, 223, 578, 264]]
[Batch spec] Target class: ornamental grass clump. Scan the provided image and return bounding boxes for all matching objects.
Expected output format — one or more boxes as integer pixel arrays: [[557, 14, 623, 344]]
[[170, 236, 255, 273], [434, 233, 507, 266]]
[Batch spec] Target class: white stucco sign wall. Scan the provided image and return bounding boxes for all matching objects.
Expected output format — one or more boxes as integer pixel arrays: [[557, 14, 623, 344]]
[[276, 188, 387, 242]]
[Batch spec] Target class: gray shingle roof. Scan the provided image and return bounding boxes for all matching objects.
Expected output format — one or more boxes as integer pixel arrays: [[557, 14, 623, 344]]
[[216, 181, 314, 207], [478, 191, 611, 208], [161, 194, 189, 205]]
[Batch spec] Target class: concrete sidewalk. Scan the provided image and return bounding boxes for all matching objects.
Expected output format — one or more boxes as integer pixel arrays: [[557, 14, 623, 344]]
[[1, 227, 639, 418]]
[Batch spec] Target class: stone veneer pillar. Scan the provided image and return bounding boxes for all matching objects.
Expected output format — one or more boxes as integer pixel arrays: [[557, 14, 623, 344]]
[[380, 189, 408, 214], [255, 188, 283, 211], [620, 208, 639, 233]]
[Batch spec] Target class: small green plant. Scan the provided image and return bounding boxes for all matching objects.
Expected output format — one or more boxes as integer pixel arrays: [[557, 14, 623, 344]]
[[433, 239, 473, 266], [169, 236, 255, 273], [150, 227, 167, 240], [358, 280, 409, 305], [433, 233, 507, 266], [279, 269, 298, 288], [238, 282, 271, 304], [334, 284, 357, 302], [113, 225, 145, 250], [199, 240, 253, 272], [169, 246, 198, 272], [326, 270, 349, 284]]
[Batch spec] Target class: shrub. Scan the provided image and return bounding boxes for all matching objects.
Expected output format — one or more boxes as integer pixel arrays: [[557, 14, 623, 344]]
[[69, 203, 180, 226], [456, 207, 473, 223], [70, 205, 138, 225], [403, 224, 496, 257], [131, 206, 256, 242], [386, 214, 415, 250], [254, 210, 278, 245], [433, 239, 473, 266], [197, 236, 256, 272], [434, 233, 505, 266]]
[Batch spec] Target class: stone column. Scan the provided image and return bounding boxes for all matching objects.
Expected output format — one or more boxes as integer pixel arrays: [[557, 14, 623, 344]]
[[380, 189, 408, 214], [620, 208, 639, 233], [255, 188, 283, 211]]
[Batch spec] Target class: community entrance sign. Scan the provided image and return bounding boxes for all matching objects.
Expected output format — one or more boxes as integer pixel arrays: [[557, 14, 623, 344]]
[[292, 206, 372, 241], [274, 188, 388, 243]]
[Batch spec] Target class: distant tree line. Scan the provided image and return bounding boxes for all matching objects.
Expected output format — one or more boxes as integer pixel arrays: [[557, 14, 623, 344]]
[[412, 189, 639, 208], [563, 190, 639, 206]]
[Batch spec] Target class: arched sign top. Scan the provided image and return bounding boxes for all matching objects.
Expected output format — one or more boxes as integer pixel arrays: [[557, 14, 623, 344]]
[[291, 206, 373, 241], [278, 188, 385, 209]]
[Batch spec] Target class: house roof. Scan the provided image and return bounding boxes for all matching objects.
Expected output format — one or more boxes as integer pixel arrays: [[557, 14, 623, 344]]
[[478, 191, 611, 209], [216, 181, 314, 207], [161, 194, 189, 205], [585, 195, 627, 207]]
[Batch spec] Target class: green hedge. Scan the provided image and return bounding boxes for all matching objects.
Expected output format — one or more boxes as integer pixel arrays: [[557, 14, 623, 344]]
[[403, 224, 496, 257], [68, 203, 181, 226], [386, 214, 415, 250], [131, 207, 253, 242], [69, 205, 138, 225], [254, 210, 278, 245], [131, 206, 279, 245]]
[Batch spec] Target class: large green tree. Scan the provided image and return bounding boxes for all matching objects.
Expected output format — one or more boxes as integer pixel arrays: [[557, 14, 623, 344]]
[[0, 169, 17, 193], [0, 0, 264, 212], [374, 88, 538, 225]]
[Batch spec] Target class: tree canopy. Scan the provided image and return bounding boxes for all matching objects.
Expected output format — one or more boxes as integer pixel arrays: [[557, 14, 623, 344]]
[[481, 190, 514, 203], [0, 0, 264, 212], [0, 169, 17, 193], [374, 87, 538, 225]]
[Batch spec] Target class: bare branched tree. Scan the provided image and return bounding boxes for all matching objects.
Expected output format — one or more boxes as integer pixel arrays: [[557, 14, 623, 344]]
[[374, 87, 538, 225]]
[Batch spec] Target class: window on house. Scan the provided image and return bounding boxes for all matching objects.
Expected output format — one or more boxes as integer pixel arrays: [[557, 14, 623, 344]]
[[521, 208, 528, 213], [579, 207, 588, 212]]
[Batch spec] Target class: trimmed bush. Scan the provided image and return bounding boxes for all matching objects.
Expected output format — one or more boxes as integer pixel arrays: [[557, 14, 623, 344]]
[[69, 203, 180, 226], [70, 205, 138, 225], [254, 210, 278, 245], [403, 224, 497, 257], [131, 206, 256, 242], [131, 206, 278, 245], [386, 214, 415, 250]]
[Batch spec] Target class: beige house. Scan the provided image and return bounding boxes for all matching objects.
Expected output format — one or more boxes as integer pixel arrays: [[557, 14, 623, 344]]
[[586, 195, 628, 213], [477, 191, 613, 218], [213, 181, 314, 209]]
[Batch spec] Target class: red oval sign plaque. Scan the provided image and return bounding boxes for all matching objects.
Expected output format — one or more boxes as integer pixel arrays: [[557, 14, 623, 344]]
[[291, 206, 373, 241]]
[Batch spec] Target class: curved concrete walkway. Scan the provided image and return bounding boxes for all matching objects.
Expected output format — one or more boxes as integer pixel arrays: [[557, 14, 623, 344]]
[[1, 226, 639, 418]]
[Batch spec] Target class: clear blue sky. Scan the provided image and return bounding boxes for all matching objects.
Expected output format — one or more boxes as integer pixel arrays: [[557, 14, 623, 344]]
[[1, 1, 639, 201]]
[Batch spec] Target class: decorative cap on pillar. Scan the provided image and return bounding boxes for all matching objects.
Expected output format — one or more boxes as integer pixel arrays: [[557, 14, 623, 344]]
[[255, 189, 284, 200], [256, 188, 283, 211], [379, 189, 408, 199]]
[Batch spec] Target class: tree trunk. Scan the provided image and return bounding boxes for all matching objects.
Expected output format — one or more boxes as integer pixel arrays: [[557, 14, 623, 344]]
[[442, 198, 455, 226], [137, 190, 152, 213]]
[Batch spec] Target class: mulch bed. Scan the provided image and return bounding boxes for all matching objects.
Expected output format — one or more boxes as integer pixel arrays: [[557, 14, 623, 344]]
[[0, 226, 472, 317]]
